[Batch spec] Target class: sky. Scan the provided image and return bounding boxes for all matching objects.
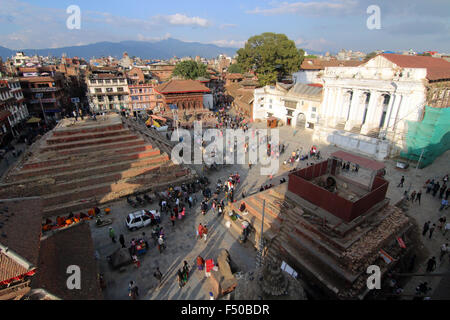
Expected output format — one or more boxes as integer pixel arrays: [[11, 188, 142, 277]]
[[0, 0, 449, 53]]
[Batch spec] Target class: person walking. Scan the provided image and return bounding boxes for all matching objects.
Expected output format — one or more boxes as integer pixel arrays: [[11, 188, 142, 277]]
[[128, 281, 139, 299], [197, 223, 204, 240], [422, 221, 431, 236], [170, 213, 176, 228], [410, 190, 417, 203], [429, 224, 436, 240], [397, 176, 405, 188], [119, 234, 126, 248], [415, 190, 422, 205], [203, 225, 208, 242], [153, 267, 163, 287], [426, 257, 437, 272], [440, 243, 448, 262], [444, 222, 450, 236], [197, 256, 205, 271], [177, 269, 184, 288], [109, 227, 116, 243], [157, 235, 165, 254]]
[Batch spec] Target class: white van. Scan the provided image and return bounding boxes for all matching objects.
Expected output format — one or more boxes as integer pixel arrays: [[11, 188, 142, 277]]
[[125, 210, 156, 231]]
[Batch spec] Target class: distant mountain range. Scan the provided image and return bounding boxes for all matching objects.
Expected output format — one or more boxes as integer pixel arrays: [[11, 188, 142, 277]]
[[0, 38, 239, 60]]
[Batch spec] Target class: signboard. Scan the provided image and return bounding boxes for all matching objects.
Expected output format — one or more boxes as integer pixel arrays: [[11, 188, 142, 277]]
[[71, 98, 80, 103], [35, 93, 44, 99]]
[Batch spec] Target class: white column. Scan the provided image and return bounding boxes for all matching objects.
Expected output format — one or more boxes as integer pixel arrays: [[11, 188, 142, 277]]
[[361, 91, 381, 134], [333, 88, 345, 123], [345, 89, 362, 131]]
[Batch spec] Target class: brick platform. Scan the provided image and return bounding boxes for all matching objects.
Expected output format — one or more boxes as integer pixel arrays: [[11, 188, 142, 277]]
[[0, 114, 193, 219]]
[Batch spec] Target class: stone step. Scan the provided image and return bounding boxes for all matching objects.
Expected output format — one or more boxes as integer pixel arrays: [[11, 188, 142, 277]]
[[292, 224, 343, 259], [286, 231, 358, 283], [0, 159, 171, 198], [52, 123, 124, 136], [41, 163, 184, 208], [7, 153, 169, 184], [22, 145, 154, 170], [296, 217, 348, 252], [46, 129, 130, 145], [41, 134, 140, 152], [43, 139, 147, 157], [42, 169, 193, 218], [9, 149, 161, 181]]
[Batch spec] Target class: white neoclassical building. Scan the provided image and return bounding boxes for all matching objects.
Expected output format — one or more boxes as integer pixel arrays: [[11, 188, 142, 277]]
[[313, 54, 450, 160], [253, 83, 323, 130]]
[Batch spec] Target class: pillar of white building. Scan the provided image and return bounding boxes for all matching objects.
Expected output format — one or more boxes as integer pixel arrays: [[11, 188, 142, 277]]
[[344, 89, 362, 131], [361, 91, 382, 135], [330, 88, 344, 127]]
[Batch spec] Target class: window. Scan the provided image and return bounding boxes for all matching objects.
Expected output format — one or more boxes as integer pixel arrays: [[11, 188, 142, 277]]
[[312, 107, 317, 113], [105, 80, 111, 84], [95, 88, 102, 93], [269, 105, 272, 109], [106, 88, 113, 92], [117, 87, 124, 92], [112, 79, 118, 84]]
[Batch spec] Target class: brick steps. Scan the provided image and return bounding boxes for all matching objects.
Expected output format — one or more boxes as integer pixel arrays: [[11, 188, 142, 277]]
[[10, 149, 162, 180], [41, 168, 192, 218], [8, 153, 169, 183], [46, 129, 130, 145], [41, 164, 170, 207], [22, 145, 155, 170], [41, 134, 140, 152], [52, 123, 124, 136], [44, 139, 147, 157]]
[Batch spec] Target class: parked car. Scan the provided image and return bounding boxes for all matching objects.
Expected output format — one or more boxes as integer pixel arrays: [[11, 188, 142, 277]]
[[125, 210, 155, 231]]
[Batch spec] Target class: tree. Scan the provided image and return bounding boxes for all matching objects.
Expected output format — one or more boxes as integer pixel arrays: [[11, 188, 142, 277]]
[[364, 51, 378, 61], [236, 33, 302, 86], [227, 63, 243, 74], [172, 60, 208, 80]]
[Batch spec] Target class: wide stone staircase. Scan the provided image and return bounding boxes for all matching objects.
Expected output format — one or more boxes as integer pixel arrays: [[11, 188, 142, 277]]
[[0, 116, 192, 218]]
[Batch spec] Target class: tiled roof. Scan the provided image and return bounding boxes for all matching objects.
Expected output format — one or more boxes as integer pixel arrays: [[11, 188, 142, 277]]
[[0, 198, 43, 282], [380, 53, 450, 81], [155, 79, 210, 94], [32, 222, 103, 300], [226, 73, 244, 80], [288, 83, 323, 97], [301, 59, 363, 70], [331, 151, 385, 171], [19, 77, 56, 83]]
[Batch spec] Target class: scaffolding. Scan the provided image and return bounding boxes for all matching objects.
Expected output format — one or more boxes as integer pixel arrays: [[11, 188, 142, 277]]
[[400, 106, 450, 168]]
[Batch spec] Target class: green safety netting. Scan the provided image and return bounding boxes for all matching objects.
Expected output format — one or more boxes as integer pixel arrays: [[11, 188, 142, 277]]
[[400, 106, 450, 168]]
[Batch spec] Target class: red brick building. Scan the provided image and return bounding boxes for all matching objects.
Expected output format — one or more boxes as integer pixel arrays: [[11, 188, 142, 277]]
[[154, 80, 211, 114]]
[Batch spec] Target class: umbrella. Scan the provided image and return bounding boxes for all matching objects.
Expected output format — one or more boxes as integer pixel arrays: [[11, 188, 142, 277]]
[[26, 117, 41, 124]]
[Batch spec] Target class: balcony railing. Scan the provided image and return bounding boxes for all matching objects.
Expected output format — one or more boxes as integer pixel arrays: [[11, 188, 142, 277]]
[[30, 98, 57, 104], [29, 87, 58, 93]]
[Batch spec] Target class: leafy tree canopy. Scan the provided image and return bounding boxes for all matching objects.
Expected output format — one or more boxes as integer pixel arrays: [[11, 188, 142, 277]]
[[227, 63, 244, 74], [236, 33, 302, 86], [172, 60, 208, 80], [365, 51, 378, 61]]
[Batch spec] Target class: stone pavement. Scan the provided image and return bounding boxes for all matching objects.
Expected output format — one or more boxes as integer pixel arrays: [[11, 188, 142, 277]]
[[90, 121, 449, 300]]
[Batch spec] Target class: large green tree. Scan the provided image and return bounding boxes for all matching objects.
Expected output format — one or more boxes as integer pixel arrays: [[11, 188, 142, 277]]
[[172, 60, 209, 80], [227, 63, 244, 74], [236, 33, 302, 86]]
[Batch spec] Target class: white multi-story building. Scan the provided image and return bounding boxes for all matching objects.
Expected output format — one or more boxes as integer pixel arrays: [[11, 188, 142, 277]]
[[87, 74, 130, 112], [253, 83, 323, 129], [313, 53, 450, 160], [0, 78, 29, 137]]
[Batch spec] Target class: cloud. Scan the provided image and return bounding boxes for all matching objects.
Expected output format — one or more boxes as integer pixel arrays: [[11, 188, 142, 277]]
[[155, 13, 210, 28], [295, 37, 335, 52], [247, 0, 358, 16], [210, 40, 246, 48], [137, 33, 172, 42]]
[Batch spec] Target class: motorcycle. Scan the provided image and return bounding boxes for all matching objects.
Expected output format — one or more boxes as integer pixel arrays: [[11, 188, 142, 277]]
[[144, 194, 153, 204], [127, 197, 137, 208], [135, 196, 145, 206]]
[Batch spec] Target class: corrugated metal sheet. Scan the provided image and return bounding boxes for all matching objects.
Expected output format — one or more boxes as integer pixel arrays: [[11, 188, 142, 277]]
[[288, 83, 323, 97]]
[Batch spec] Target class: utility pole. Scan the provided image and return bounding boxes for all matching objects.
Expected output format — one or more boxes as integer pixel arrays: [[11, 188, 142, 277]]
[[415, 148, 425, 177], [256, 199, 266, 268], [36, 93, 48, 126]]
